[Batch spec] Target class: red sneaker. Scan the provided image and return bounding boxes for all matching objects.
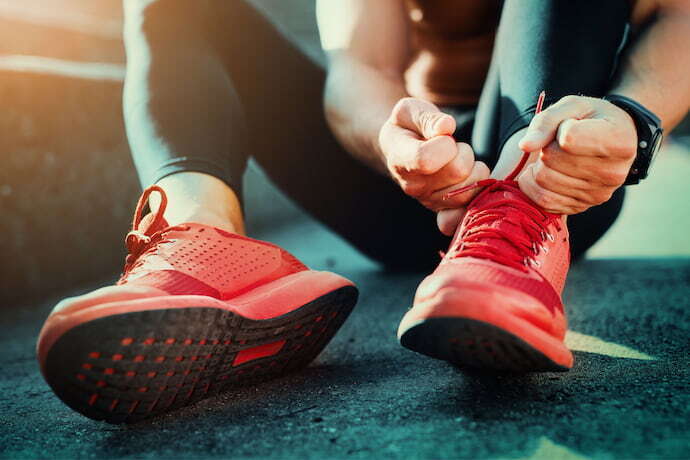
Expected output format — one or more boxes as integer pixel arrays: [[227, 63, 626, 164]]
[[399, 92, 572, 372], [398, 137, 573, 372], [398, 173, 573, 372], [37, 186, 358, 423]]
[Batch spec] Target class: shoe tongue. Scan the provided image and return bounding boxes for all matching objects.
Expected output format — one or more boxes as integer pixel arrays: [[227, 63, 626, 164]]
[[452, 181, 533, 257], [137, 212, 169, 234], [471, 180, 525, 209]]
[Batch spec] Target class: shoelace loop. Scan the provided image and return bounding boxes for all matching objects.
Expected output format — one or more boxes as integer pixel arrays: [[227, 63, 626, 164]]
[[121, 185, 188, 277]]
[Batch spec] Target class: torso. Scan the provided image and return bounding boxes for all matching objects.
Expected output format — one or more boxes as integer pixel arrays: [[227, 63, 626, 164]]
[[403, 0, 650, 106], [403, 0, 501, 105]]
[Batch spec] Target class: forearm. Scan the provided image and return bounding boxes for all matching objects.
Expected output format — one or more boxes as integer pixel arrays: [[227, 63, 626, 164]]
[[612, 6, 690, 131], [324, 52, 408, 175]]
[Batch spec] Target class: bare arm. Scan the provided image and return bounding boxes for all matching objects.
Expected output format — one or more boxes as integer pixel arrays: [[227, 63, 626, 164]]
[[517, 0, 690, 215], [612, 0, 690, 130], [317, 0, 488, 226], [317, 0, 410, 174]]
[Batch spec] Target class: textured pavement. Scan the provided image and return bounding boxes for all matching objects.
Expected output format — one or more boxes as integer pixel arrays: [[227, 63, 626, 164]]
[[2, 153, 689, 458], [1, 245, 689, 459], [2, 1, 690, 459]]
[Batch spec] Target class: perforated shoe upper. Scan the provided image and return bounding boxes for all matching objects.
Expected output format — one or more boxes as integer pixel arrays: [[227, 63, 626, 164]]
[[112, 185, 307, 300], [121, 223, 307, 300]]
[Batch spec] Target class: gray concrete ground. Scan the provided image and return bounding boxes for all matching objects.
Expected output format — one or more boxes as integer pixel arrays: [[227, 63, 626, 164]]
[[2, 220, 689, 459], [1, 1, 689, 459], [2, 150, 689, 459]]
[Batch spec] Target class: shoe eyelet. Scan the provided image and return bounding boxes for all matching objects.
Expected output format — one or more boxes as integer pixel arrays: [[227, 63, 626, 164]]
[[546, 233, 555, 242], [524, 257, 542, 268], [540, 244, 549, 254], [525, 257, 541, 268]]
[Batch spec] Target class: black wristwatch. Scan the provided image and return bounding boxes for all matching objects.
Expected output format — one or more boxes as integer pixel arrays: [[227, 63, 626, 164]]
[[603, 94, 664, 185]]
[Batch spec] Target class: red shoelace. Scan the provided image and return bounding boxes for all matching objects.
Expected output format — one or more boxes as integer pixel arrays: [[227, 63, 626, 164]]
[[445, 180, 562, 272], [442, 92, 562, 272], [121, 186, 188, 278]]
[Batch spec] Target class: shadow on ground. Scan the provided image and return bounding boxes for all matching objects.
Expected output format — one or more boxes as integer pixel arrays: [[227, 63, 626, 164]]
[[2, 257, 688, 459]]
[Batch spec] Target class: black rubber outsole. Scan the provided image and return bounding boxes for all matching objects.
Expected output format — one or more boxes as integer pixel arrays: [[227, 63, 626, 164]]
[[43, 286, 358, 423], [399, 317, 569, 373]]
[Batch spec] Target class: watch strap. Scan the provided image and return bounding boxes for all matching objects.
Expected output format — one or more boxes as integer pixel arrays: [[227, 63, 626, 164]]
[[603, 94, 662, 185]]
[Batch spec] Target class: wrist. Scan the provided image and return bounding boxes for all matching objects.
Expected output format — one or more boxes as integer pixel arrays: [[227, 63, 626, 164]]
[[369, 126, 392, 176], [326, 109, 390, 176], [352, 111, 393, 175], [603, 94, 664, 185]]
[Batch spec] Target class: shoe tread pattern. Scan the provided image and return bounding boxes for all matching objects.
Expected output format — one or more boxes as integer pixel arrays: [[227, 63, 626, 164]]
[[44, 286, 357, 423], [400, 317, 569, 373]]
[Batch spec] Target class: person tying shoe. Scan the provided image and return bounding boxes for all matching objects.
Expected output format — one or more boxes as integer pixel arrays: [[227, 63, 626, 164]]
[[37, 0, 689, 422]]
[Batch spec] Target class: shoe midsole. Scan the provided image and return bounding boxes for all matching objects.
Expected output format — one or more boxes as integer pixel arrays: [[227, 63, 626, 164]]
[[37, 270, 354, 369]]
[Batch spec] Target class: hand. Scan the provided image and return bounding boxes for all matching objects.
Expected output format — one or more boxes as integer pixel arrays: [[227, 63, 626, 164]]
[[517, 95, 637, 215], [379, 97, 490, 234]]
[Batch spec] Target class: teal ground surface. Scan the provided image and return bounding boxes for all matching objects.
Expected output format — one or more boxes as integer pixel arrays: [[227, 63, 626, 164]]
[[1, 145, 689, 459]]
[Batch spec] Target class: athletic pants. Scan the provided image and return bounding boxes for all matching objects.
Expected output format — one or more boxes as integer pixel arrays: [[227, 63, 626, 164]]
[[124, 0, 630, 269]]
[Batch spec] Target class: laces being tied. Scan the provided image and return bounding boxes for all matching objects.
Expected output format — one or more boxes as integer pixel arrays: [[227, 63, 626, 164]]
[[122, 185, 188, 276], [442, 91, 562, 272]]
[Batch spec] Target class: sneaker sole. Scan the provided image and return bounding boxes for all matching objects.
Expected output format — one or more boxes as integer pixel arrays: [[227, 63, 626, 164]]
[[399, 316, 570, 372], [42, 285, 357, 423]]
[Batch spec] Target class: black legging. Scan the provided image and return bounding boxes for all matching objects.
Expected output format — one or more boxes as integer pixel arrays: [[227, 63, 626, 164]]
[[123, 0, 630, 269]]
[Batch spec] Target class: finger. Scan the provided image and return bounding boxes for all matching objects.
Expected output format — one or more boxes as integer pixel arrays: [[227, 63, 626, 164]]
[[425, 142, 475, 192], [528, 160, 604, 205], [437, 208, 467, 236], [405, 134, 458, 175], [395, 174, 426, 198], [541, 140, 601, 179], [429, 161, 491, 209], [386, 125, 457, 181], [391, 97, 456, 139], [382, 124, 423, 171], [530, 160, 614, 206], [518, 163, 590, 215], [519, 95, 596, 152], [557, 118, 637, 159], [541, 141, 629, 186]]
